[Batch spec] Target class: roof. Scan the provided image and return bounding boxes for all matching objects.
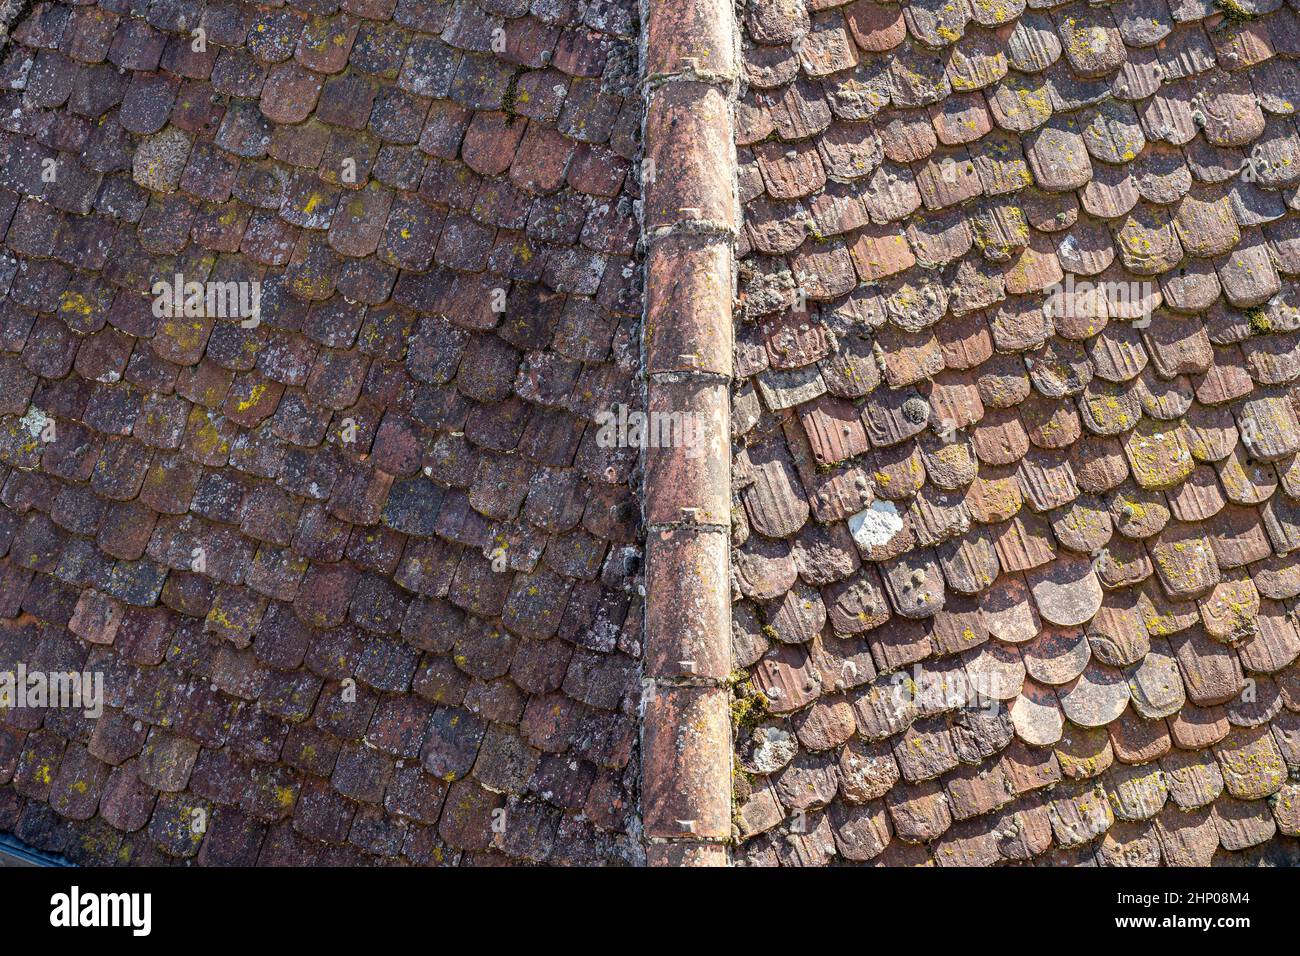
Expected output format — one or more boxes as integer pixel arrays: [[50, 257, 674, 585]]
[[728, 0, 1300, 865], [0, 0, 643, 866], [3, 0, 1299, 869]]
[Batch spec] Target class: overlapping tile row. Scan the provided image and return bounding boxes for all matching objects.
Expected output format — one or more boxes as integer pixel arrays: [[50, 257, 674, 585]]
[[0, 0, 644, 866], [728, 0, 1300, 865]]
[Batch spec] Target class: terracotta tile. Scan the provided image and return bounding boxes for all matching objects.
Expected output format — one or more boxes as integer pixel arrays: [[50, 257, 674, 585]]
[[844, 0, 907, 50]]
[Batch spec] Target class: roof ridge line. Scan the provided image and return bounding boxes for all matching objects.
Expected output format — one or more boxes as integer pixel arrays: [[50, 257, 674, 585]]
[[638, 0, 741, 867]]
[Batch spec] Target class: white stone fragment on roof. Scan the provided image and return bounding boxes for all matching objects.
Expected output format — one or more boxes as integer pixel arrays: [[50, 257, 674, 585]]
[[848, 500, 903, 550]]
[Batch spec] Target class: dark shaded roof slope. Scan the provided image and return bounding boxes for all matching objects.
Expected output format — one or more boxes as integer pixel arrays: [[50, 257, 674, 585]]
[[729, 0, 1300, 865], [0, 0, 644, 866]]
